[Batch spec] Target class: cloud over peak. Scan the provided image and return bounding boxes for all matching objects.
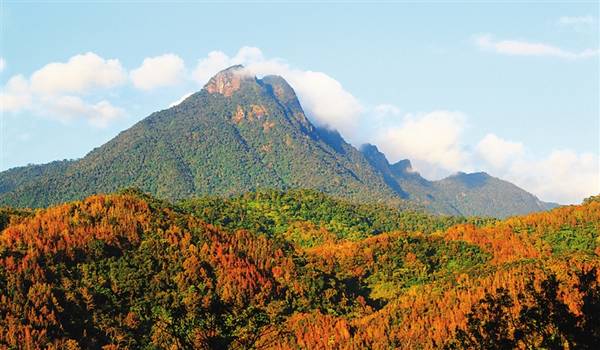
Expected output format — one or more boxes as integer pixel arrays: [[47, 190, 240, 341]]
[[476, 133, 524, 169], [192, 47, 363, 137], [375, 110, 469, 179], [370, 111, 598, 204]]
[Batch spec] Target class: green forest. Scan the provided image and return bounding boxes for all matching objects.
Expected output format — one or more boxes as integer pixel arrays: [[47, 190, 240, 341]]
[[0, 68, 555, 218], [1, 189, 598, 349]]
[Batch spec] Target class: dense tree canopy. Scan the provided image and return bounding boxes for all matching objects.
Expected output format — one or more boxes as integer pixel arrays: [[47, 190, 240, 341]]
[[0, 68, 555, 218], [0, 190, 598, 349]]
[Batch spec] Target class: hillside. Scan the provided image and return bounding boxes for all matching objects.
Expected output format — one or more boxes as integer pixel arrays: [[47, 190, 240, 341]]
[[0, 66, 554, 217], [0, 67, 399, 209], [0, 190, 598, 349], [178, 189, 497, 244], [360, 144, 557, 216]]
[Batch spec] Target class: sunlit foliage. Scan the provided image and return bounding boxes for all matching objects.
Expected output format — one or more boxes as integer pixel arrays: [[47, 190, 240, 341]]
[[0, 190, 598, 349]]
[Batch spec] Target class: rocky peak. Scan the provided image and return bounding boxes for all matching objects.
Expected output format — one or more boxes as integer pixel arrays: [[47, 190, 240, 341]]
[[205, 65, 250, 97], [390, 159, 413, 174], [444, 171, 491, 188], [360, 144, 417, 180], [451, 171, 491, 180], [261, 75, 298, 104], [360, 144, 391, 168]]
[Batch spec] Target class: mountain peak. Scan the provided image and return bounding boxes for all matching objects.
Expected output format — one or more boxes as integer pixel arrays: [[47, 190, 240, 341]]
[[451, 171, 491, 180], [443, 171, 493, 188], [261, 75, 298, 104], [0, 65, 553, 218], [360, 144, 415, 176], [204, 65, 251, 97], [360, 143, 382, 154], [360, 143, 389, 165], [390, 159, 413, 174]]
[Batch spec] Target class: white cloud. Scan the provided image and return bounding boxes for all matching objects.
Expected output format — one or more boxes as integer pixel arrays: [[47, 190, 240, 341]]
[[191, 47, 265, 84], [284, 70, 363, 137], [474, 34, 599, 60], [192, 47, 363, 137], [0, 75, 31, 112], [361, 104, 403, 139], [558, 16, 594, 26], [374, 104, 401, 117], [0, 57, 5, 73], [369, 111, 598, 203], [501, 150, 599, 204], [130, 54, 185, 90], [374, 110, 469, 179], [42, 95, 125, 128], [192, 51, 231, 84], [30, 52, 126, 94], [473, 133, 598, 203], [1, 53, 126, 127], [476, 133, 524, 169], [169, 91, 193, 107]]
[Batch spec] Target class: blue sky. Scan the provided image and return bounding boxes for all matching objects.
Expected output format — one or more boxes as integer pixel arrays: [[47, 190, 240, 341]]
[[0, 1, 598, 203]]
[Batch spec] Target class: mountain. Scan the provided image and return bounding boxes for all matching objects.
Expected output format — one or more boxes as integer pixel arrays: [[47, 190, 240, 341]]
[[0, 66, 401, 208], [0, 65, 554, 217], [435, 171, 559, 217], [360, 143, 557, 217]]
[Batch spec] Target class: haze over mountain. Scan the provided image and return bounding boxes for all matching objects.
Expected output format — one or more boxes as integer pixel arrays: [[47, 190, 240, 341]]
[[0, 66, 556, 217]]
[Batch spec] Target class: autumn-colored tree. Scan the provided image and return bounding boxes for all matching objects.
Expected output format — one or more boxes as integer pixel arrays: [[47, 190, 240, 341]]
[[0, 190, 597, 349]]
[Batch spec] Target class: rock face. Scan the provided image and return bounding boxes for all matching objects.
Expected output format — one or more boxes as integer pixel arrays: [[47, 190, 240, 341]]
[[391, 159, 413, 174], [205, 65, 246, 96], [0, 65, 556, 217]]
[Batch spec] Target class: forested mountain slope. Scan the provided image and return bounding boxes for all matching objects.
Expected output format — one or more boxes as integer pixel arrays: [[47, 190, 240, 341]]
[[360, 143, 558, 217], [0, 67, 399, 209], [0, 66, 555, 217], [0, 190, 598, 349]]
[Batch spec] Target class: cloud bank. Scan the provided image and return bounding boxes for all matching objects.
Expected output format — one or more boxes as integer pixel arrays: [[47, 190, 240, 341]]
[[130, 54, 185, 90], [476, 133, 524, 169], [42, 95, 125, 128], [0, 75, 31, 112], [30, 52, 127, 95], [369, 105, 598, 204], [505, 150, 598, 205], [474, 34, 599, 60], [375, 111, 470, 179], [1, 53, 126, 127]]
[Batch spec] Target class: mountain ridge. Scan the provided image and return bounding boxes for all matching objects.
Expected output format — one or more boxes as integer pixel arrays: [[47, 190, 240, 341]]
[[0, 65, 556, 217], [359, 143, 558, 217]]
